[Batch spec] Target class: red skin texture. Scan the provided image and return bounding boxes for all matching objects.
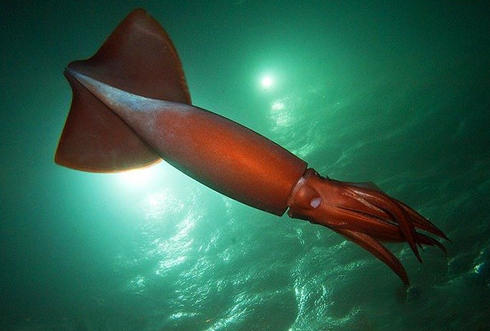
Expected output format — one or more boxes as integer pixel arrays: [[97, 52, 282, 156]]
[[56, 9, 447, 284]]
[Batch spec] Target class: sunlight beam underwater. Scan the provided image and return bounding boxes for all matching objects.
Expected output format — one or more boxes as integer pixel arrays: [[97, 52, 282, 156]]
[[55, 8, 448, 285]]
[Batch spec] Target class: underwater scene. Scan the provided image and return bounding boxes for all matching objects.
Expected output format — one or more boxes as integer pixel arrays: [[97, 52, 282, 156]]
[[1, 1, 489, 330]]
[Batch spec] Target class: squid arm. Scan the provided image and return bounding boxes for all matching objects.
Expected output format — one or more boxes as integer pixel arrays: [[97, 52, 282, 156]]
[[55, 9, 447, 284]]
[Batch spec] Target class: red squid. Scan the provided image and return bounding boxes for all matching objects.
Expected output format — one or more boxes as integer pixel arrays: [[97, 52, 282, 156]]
[[55, 9, 447, 284]]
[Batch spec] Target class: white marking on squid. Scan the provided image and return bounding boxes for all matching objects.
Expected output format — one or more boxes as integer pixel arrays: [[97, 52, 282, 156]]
[[310, 197, 321, 208]]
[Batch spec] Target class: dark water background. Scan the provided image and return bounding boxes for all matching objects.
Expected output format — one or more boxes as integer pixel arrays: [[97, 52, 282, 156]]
[[1, 1, 489, 330]]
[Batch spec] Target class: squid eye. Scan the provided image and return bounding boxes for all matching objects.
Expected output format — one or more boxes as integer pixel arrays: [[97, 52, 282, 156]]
[[310, 197, 322, 208]]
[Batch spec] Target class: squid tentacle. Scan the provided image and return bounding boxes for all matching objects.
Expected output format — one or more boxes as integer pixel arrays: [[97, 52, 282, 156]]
[[396, 199, 450, 240], [349, 187, 448, 241], [332, 206, 405, 240], [414, 232, 447, 254], [287, 169, 447, 284], [332, 206, 447, 254], [348, 187, 422, 262], [333, 228, 409, 285]]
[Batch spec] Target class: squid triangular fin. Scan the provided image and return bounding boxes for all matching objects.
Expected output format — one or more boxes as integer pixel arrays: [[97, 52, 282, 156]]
[[55, 9, 190, 172]]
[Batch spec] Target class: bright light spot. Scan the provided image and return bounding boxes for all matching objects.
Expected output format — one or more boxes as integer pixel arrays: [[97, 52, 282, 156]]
[[147, 192, 165, 209], [144, 191, 169, 219], [116, 166, 160, 189], [271, 101, 284, 110], [260, 75, 274, 89]]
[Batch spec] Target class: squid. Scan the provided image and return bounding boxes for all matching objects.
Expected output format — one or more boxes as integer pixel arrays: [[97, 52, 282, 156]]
[[55, 9, 447, 284]]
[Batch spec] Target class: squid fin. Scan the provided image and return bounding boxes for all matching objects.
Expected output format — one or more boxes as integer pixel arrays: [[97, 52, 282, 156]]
[[55, 9, 191, 172]]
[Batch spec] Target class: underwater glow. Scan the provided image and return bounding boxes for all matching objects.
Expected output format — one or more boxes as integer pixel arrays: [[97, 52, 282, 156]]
[[127, 274, 146, 294], [142, 189, 184, 220], [269, 98, 292, 129], [260, 74, 274, 90], [271, 100, 285, 110], [115, 165, 161, 188]]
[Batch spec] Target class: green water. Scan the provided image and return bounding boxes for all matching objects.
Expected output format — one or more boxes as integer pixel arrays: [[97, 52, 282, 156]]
[[1, 1, 489, 330]]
